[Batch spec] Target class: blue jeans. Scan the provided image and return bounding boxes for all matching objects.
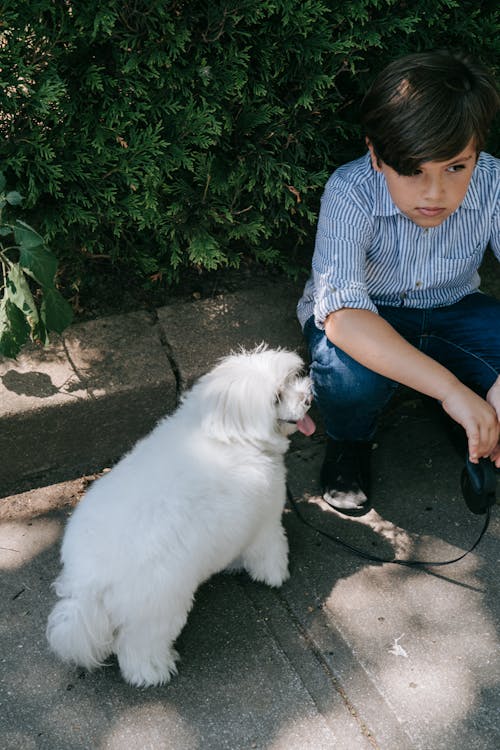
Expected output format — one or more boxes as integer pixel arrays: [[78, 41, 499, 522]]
[[303, 292, 500, 441]]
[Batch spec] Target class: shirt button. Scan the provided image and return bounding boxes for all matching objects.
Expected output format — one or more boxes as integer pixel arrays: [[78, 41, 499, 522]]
[[415, 281, 422, 288]]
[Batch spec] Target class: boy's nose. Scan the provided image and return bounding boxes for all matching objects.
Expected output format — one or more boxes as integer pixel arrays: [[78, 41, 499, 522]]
[[422, 174, 445, 201]]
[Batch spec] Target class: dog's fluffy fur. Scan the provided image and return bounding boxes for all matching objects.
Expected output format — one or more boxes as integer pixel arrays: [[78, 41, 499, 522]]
[[47, 346, 314, 687]]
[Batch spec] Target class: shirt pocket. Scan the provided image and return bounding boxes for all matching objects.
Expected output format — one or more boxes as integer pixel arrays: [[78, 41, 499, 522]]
[[435, 242, 484, 286], [439, 240, 484, 260]]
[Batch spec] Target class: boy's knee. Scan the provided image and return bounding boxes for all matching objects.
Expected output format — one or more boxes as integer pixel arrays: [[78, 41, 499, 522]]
[[310, 355, 396, 404]]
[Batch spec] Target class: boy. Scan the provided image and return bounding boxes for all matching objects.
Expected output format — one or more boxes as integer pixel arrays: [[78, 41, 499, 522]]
[[297, 50, 500, 516]]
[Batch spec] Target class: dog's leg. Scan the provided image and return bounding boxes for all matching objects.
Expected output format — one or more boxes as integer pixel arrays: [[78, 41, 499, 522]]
[[241, 522, 289, 587], [114, 606, 189, 688]]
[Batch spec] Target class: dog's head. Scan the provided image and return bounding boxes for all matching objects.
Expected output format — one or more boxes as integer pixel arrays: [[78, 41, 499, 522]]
[[192, 345, 315, 449]]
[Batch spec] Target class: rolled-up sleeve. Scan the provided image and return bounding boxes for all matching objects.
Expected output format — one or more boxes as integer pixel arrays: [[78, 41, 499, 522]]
[[312, 187, 377, 328]]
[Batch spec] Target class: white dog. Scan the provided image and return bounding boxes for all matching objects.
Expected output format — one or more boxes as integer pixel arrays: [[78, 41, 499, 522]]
[[47, 346, 315, 687]]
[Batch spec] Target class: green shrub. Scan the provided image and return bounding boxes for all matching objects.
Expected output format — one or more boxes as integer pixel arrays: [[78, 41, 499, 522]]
[[0, 1, 498, 302]]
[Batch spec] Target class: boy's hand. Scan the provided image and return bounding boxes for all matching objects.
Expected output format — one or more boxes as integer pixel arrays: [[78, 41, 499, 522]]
[[441, 382, 500, 466], [486, 376, 500, 468]]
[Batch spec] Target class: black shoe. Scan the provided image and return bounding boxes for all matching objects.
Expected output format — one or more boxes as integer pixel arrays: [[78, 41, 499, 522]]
[[320, 439, 373, 516]]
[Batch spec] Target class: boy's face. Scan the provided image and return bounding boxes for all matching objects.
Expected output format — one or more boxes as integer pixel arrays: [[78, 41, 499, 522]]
[[367, 139, 478, 228]]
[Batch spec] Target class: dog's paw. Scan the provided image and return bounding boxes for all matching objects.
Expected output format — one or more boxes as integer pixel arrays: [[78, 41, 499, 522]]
[[118, 648, 179, 688], [261, 565, 290, 588], [243, 527, 290, 587], [245, 555, 290, 588]]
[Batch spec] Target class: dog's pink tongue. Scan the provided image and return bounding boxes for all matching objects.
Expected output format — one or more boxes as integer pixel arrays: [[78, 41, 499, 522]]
[[297, 414, 316, 436]]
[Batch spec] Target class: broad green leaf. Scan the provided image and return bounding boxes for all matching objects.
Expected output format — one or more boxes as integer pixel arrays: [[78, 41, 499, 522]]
[[0, 225, 12, 236], [6, 191, 22, 206], [19, 243, 58, 287], [0, 297, 30, 358], [14, 219, 45, 249], [40, 286, 73, 333], [6, 264, 39, 326]]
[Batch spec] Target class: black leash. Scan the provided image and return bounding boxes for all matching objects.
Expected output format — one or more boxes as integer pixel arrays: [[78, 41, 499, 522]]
[[286, 484, 491, 568]]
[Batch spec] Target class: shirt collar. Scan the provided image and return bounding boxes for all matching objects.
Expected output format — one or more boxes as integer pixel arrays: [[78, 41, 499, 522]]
[[461, 162, 481, 209], [372, 168, 400, 217]]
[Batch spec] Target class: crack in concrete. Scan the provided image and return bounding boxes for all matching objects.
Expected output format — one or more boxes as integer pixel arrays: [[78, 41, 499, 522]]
[[241, 578, 380, 750], [148, 309, 185, 406], [275, 590, 381, 750]]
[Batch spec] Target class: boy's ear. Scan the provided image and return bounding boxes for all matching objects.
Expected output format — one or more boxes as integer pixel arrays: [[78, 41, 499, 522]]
[[366, 137, 383, 172]]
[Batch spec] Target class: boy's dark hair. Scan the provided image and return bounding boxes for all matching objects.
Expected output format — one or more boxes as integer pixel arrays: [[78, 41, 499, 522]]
[[360, 50, 500, 175]]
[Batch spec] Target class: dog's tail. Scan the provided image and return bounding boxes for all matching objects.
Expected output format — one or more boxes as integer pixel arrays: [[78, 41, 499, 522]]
[[46, 593, 114, 669]]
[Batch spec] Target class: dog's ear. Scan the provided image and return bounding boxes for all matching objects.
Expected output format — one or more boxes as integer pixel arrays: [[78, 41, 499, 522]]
[[198, 368, 278, 445], [194, 348, 304, 445]]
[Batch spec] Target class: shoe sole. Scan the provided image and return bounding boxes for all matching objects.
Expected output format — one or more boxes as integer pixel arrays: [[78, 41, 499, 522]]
[[322, 493, 373, 517]]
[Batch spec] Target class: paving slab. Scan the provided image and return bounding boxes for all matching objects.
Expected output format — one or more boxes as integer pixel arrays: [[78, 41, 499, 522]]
[[0, 312, 176, 496], [157, 280, 306, 389], [1, 282, 305, 497]]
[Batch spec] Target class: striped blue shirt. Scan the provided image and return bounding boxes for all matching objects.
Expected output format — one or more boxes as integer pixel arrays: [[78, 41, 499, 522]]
[[297, 151, 500, 329]]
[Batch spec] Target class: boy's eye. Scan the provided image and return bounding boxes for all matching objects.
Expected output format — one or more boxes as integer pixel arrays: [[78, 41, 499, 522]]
[[407, 164, 466, 177]]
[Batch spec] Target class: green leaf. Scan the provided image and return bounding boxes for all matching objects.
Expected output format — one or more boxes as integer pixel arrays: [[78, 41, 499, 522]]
[[0, 297, 30, 359], [14, 219, 45, 249], [0, 172, 6, 192], [6, 191, 23, 206], [6, 264, 39, 326], [19, 243, 58, 287], [40, 286, 73, 333], [0, 225, 12, 236]]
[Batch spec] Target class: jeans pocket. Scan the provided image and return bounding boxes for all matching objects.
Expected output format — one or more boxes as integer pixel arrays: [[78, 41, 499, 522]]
[[304, 317, 337, 366]]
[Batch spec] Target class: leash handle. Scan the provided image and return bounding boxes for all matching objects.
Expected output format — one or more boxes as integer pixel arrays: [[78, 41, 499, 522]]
[[286, 485, 491, 568]]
